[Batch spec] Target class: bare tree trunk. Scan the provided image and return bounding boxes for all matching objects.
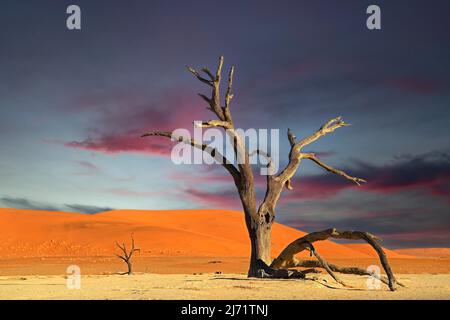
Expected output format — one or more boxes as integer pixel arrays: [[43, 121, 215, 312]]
[[127, 261, 133, 275], [247, 219, 272, 277]]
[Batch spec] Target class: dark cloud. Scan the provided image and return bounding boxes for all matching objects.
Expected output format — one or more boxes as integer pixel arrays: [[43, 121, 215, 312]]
[[281, 192, 450, 248], [284, 151, 450, 202], [0, 196, 113, 214], [64, 204, 113, 214], [358, 151, 450, 202], [166, 150, 450, 208], [0, 197, 60, 211]]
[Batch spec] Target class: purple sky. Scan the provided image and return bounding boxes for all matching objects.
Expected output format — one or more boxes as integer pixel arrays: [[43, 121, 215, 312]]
[[1, 0, 449, 248]]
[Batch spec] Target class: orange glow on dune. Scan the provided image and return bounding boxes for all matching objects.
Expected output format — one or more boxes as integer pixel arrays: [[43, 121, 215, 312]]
[[0, 208, 407, 259]]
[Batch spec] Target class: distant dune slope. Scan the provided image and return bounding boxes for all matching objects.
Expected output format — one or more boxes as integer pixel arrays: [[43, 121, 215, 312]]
[[395, 248, 450, 259], [0, 208, 401, 259], [343, 244, 414, 259]]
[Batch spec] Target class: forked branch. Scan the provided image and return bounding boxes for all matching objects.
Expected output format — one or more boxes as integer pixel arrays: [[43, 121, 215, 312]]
[[259, 117, 365, 218], [187, 56, 228, 122], [296, 116, 351, 150], [278, 116, 358, 186]]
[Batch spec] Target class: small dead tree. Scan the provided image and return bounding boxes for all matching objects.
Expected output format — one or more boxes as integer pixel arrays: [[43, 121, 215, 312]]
[[142, 56, 399, 291], [115, 234, 139, 275]]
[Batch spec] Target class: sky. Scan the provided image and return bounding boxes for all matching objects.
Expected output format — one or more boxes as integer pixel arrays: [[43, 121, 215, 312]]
[[0, 0, 449, 248]]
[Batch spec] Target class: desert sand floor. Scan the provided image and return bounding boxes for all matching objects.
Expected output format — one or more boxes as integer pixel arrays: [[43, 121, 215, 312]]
[[2, 256, 450, 276], [0, 273, 449, 300]]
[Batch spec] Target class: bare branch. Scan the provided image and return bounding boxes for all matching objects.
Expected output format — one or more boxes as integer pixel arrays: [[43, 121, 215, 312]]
[[115, 241, 128, 257], [189, 57, 226, 120], [114, 253, 128, 262], [301, 153, 366, 185], [223, 65, 234, 123], [215, 55, 224, 81], [306, 242, 348, 287], [186, 66, 213, 87], [198, 93, 212, 107], [248, 149, 275, 175], [287, 128, 296, 147], [278, 117, 352, 186], [285, 128, 297, 190], [211, 56, 225, 120], [296, 116, 350, 150], [128, 233, 140, 259], [201, 67, 214, 80], [194, 120, 232, 129], [141, 130, 241, 186]]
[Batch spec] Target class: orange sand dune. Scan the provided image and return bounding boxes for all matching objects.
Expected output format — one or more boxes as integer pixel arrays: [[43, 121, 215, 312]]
[[343, 244, 415, 259], [0, 208, 400, 260], [395, 248, 450, 259]]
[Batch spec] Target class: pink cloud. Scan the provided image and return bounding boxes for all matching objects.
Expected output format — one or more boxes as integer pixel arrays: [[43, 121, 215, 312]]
[[65, 134, 172, 155], [62, 88, 208, 155], [168, 170, 234, 184], [182, 186, 241, 209], [107, 188, 160, 197]]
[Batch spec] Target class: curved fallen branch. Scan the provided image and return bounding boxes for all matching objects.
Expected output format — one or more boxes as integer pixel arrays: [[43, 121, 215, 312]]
[[270, 228, 397, 291]]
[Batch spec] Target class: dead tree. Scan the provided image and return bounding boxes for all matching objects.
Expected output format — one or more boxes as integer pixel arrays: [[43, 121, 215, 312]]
[[115, 234, 139, 275], [142, 56, 398, 291]]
